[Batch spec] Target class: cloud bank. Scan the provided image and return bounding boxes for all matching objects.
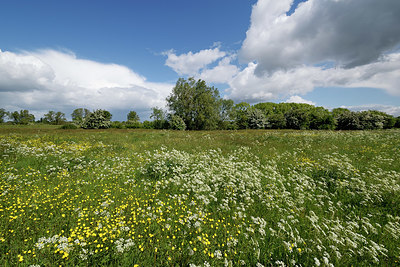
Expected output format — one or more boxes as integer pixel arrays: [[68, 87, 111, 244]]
[[227, 53, 400, 103], [240, 0, 400, 74], [0, 49, 173, 118]]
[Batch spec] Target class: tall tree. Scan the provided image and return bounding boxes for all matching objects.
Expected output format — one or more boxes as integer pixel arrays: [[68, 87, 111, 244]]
[[166, 78, 221, 130], [150, 107, 167, 129], [43, 111, 56, 124], [71, 108, 91, 125], [82, 109, 112, 129], [219, 99, 236, 129], [0, 108, 8, 123], [234, 102, 251, 129], [55, 112, 67, 125], [9, 110, 35, 124], [127, 111, 140, 122]]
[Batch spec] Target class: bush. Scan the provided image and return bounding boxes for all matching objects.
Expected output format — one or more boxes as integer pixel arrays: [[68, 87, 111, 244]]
[[335, 111, 361, 130], [142, 120, 154, 129], [110, 121, 125, 129], [267, 113, 286, 129], [358, 111, 384, 130], [395, 117, 400, 128], [125, 121, 142, 129], [169, 115, 186, 130], [82, 110, 111, 129], [60, 123, 78, 129]]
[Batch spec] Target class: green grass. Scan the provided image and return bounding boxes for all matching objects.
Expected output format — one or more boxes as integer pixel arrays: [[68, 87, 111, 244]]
[[0, 127, 399, 266]]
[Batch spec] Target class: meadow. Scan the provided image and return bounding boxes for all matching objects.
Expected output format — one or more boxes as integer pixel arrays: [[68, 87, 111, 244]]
[[0, 126, 399, 266]]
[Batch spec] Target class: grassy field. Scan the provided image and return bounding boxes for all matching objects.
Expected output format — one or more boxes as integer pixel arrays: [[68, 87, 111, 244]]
[[0, 126, 399, 266]]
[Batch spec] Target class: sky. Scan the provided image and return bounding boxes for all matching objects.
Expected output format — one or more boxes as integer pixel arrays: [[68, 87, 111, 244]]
[[1, 0, 400, 121]]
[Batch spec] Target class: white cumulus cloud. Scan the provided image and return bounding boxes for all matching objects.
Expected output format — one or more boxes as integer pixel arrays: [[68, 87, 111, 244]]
[[164, 47, 226, 76], [285, 95, 315, 105], [241, 0, 400, 74], [198, 56, 239, 84], [227, 52, 400, 103], [0, 49, 173, 119]]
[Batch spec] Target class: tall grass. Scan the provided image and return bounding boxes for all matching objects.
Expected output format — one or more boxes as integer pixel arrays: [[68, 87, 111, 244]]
[[0, 127, 399, 266]]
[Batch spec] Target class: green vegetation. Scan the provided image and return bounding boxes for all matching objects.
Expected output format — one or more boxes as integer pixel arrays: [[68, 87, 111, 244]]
[[0, 126, 399, 266], [2, 78, 400, 131]]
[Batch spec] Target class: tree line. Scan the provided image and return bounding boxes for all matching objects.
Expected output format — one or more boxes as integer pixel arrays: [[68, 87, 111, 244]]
[[1, 77, 400, 130]]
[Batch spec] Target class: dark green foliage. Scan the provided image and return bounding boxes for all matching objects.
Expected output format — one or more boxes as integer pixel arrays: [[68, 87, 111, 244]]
[[127, 111, 140, 122], [284, 108, 310, 130], [333, 109, 390, 130], [166, 78, 221, 130], [43, 111, 67, 125], [125, 121, 142, 129], [335, 110, 361, 130], [332, 108, 351, 119], [254, 102, 278, 116], [267, 113, 286, 129], [169, 115, 186, 130], [395, 117, 400, 128], [9, 110, 35, 124], [150, 107, 167, 129], [217, 99, 236, 130], [234, 102, 251, 129], [82, 109, 112, 129], [253, 103, 336, 130], [142, 121, 154, 129], [0, 108, 8, 123], [308, 107, 335, 130], [60, 123, 79, 129], [110, 121, 126, 129]]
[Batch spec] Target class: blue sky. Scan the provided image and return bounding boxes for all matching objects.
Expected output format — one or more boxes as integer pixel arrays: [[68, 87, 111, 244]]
[[1, 0, 400, 120]]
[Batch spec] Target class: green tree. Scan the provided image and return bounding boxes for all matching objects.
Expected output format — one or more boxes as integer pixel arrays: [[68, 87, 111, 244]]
[[166, 78, 221, 130], [369, 110, 396, 129], [142, 120, 154, 129], [309, 107, 335, 130], [82, 109, 111, 129], [43, 111, 56, 124], [267, 113, 286, 129], [395, 116, 400, 128], [43, 111, 66, 125], [247, 108, 268, 129], [219, 99, 236, 130], [0, 108, 8, 123], [284, 108, 311, 130], [71, 108, 91, 126], [127, 111, 140, 122], [234, 102, 251, 129], [55, 112, 67, 125], [334, 110, 361, 130], [358, 111, 385, 130], [254, 102, 277, 116], [9, 110, 35, 124], [169, 114, 186, 130], [150, 107, 167, 129]]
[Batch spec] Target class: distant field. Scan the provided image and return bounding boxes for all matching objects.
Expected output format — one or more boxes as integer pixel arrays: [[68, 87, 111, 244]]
[[0, 127, 399, 266]]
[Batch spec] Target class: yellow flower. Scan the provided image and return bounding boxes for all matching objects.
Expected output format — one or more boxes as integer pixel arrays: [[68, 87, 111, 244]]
[[18, 255, 23, 262]]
